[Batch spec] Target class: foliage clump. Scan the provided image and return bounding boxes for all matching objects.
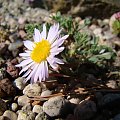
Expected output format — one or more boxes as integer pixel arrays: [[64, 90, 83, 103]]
[[52, 12, 116, 67], [25, 12, 116, 69]]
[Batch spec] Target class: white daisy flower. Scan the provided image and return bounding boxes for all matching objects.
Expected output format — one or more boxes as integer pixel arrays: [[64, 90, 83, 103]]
[[16, 23, 69, 83]]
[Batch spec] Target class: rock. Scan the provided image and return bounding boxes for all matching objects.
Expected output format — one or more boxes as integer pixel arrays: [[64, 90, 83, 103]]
[[65, 114, 76, 120], [117, 79, 120, 88], [17, 111, 35, 120], [23, 84, 42, 97], [22, 103, 32, 112], [0, 99, 7, 116], [32, 105, 43, 114], [18, 17, 26, 24], [98, 94, 120, 109], [6, 59, 19, 78], [18, 95, 30, 106], [74, 100, 97, 120], [112, 37, 120, 47], [3, 110, 17, 120], [19, 30, 26, 39], [69, 98, 81, 104], [93, 28, 102, 36], [103, 19, 109, 25], [12, 49, 19, 57], [89, 24, 97, 31], [0, 68, 6, 80], [43, 96, 72, 117], [94, 92, 103, 103], [11, 103, 18, 112], [8, 40, 23, 51], [0, 78, 16, 98], [0, 58, 5, 68], [9, 33, 18, 43], [35, 112, 48, 120], [7, 17, 17, 30], [0, 116, 4, 120], [40, 90, 52, 97], [14, 77, 26, 90], [106, 80, 118, 89], [0, 43, 7, 55], [113, 114, 120, 120], [103, 30, 116, 40]]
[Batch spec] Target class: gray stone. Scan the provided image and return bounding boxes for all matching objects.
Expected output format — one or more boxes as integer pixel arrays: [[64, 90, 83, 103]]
[[22, 103, 32, 112], [3, 110, 17, 120], [23, 84, 42, 97], [103, 30, 116, 40], [93, 28, 102, 36], [32, 105, 43, 114], [11, 103, 18, 112], [103, 19, 109, 24], [43, 96, 68, 117], [18, 95, 30, 106], [8, 40, 23, 51], [14, 77, 26, 90], [74, 100, 97, 120], [40, 90, 52, 97], [17, 111, 35, 120], [35, 112, 48, 120]]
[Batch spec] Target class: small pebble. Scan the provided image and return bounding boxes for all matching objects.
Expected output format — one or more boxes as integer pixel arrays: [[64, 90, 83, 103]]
[[14, 77, 26, 90], [18, 95, 30, 106], [40, 90, 52, 97], [23, 84, 42, 97], [8, 40, 23, 51], [22, 103, 32, 112], [17, 111, 35, 120], [11, 103, 18, 112], [32, 105, 43, 114], [3, 110, 17, 120], [35, 112, 48, 120], [69, 98, 81, 104]]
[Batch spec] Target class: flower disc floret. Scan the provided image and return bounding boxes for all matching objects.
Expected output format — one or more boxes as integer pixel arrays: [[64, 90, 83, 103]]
[[31, 39, 51, 63]]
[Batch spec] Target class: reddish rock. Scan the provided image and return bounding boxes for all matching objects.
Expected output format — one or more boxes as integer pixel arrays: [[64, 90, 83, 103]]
[[6, 59, 19, 78]]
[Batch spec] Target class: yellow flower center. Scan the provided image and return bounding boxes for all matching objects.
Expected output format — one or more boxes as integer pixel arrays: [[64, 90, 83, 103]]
[[30, 39, 51, 63]]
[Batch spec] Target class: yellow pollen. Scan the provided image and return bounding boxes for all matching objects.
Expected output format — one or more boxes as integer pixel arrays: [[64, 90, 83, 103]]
[[30, 39, 51, 63]]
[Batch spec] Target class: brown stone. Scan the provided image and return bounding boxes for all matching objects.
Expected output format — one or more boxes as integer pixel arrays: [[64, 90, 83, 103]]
[[0, 78, 16, 98], [6, 59, 19, 78]]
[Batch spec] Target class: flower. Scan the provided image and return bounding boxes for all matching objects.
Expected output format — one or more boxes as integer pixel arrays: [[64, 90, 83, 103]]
[[16, 23, 69, 83], [109, 12, 120, 34]]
